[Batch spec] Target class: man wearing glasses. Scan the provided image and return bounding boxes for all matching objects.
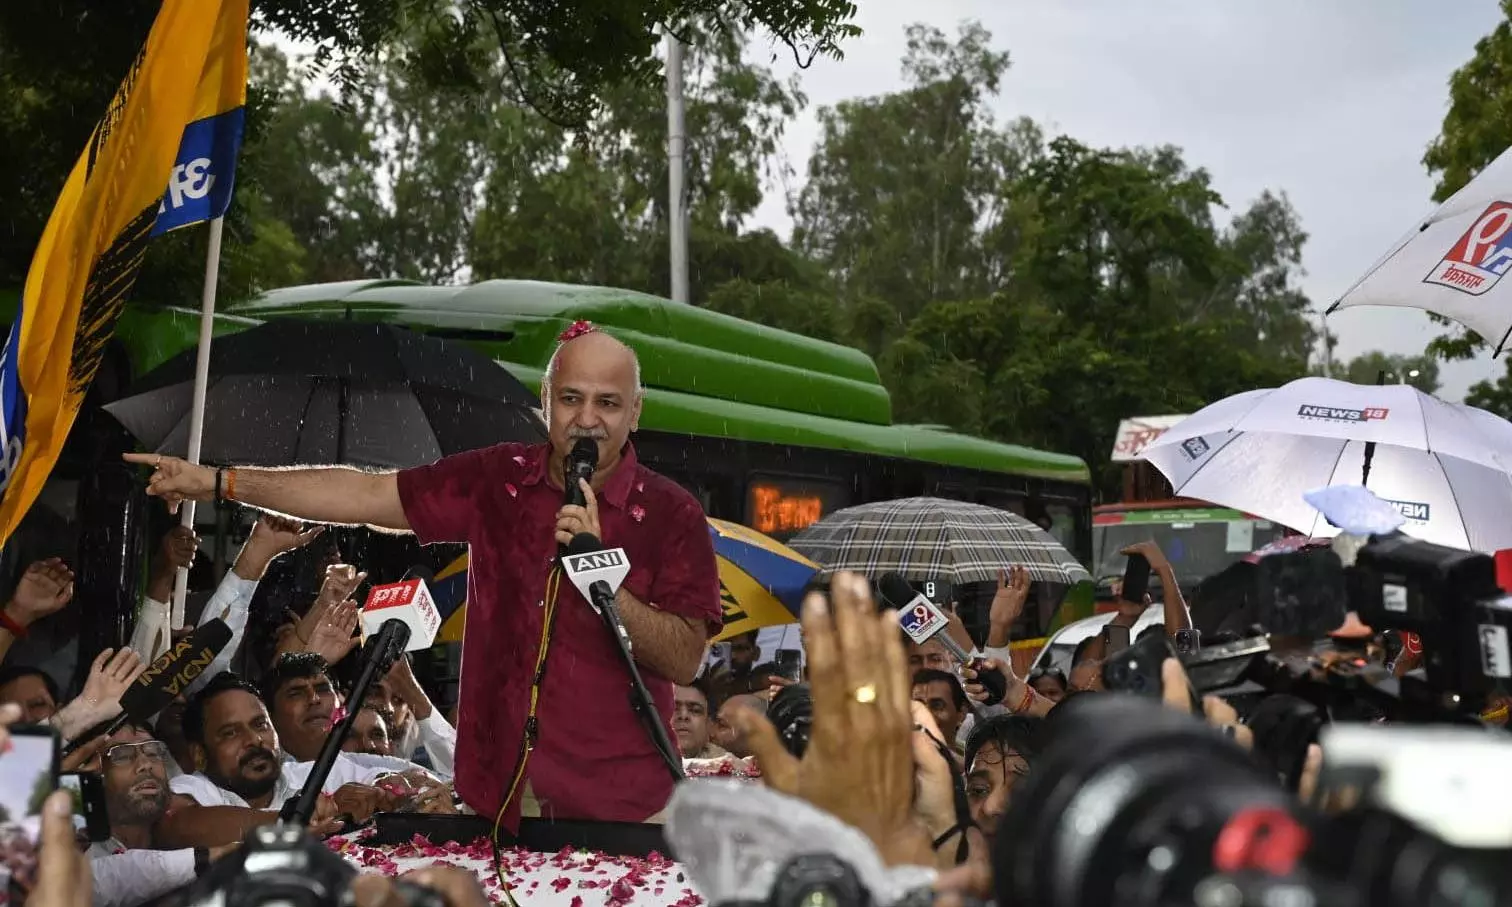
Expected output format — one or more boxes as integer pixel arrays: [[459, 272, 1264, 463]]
[[82, 724, 233, 907]]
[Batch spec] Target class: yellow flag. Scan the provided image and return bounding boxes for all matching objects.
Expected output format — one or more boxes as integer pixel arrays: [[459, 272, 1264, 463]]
[[0, 0, 249, 546]]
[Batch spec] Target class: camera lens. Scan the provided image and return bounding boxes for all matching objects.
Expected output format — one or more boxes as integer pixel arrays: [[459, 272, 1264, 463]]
[[769, 854, 870, 907], [993, 693, 1293, 907]]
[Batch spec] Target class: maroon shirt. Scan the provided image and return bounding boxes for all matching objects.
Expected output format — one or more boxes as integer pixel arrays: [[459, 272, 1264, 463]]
[[397, 441, 720, 826]]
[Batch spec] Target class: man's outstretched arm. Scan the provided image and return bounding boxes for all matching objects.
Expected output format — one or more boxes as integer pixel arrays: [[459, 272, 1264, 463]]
[[123, 455, 409, 531]]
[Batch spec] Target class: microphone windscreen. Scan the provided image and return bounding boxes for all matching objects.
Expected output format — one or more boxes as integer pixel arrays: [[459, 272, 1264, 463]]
[[877, 573, 918, 611], [568, 437, 599, 470], [565, 532, 602, 557], [119, 618, 234, 718], [402, 564, 435, 584]]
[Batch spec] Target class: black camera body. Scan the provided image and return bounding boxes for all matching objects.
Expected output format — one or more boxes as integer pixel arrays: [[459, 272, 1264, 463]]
[[173, 824, 444, 907]]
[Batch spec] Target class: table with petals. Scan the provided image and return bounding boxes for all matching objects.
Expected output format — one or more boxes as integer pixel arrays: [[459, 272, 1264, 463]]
[[330, 758, 759, 906]]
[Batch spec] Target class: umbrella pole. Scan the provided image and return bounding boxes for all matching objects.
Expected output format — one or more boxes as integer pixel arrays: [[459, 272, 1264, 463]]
[[1360, 369, 1387, 488], [170, 216, 225, 633], [336, 378, 348, 465]]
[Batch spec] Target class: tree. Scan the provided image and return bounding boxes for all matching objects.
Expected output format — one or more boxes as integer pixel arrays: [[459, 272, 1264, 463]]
[[470, 16, 809, 303], [1340, 351, 1441, 394], [792, 21, 1027, 329], [783, 22, 1320, 496], [0, 0, 852, 298], [255, 0, 858, 125]]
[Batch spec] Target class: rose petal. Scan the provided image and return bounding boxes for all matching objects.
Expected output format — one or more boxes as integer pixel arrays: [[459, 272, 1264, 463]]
[[505, 482, 518, 498]]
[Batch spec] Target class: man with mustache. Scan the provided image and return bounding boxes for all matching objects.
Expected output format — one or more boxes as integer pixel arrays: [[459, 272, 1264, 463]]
[[264, 652, 430, 775], [129, 322, 722, 829], [155, 673, 400, 849], [83, 724, 235, 907]]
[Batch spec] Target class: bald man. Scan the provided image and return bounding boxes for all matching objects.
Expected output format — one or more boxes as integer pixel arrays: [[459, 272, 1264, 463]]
[[128, 321, 722, 829]]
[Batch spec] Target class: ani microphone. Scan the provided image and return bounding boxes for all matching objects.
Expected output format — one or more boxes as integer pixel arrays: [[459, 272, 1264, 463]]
[[63, 619, 234, 757]]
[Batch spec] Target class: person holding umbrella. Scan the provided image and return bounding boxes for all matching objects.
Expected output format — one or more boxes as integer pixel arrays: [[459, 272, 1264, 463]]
[[125, 321, 722, 830]]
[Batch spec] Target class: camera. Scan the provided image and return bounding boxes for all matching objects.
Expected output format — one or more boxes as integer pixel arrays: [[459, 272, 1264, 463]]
[[769, 682, 813, 759], [170, 823, 445, 907], [990, 693, 1512, 907]]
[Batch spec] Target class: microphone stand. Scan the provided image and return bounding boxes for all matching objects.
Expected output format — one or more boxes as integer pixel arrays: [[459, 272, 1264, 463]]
[[591, 586, 684, 782], [280, 620, 410, 825]]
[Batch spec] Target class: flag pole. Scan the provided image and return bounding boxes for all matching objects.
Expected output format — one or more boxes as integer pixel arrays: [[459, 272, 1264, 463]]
[[171, 215, 225, 629]]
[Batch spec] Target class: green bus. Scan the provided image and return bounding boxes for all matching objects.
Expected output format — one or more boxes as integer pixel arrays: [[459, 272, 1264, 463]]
[[3, 280, 1091, 681]]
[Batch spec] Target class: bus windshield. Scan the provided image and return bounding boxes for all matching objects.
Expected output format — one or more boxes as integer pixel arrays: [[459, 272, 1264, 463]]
[[1092, 512, 1286, 586]]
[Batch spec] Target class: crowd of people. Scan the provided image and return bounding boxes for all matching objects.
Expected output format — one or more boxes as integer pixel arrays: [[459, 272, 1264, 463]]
[[0, 319, 1481, 907]]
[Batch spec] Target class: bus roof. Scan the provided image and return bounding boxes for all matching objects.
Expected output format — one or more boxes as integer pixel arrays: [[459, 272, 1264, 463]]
[[230, 279, 891, 425]]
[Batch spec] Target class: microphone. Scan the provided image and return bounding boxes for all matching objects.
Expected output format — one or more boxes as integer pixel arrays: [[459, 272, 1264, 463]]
[[563, 438, 598, 508], [63, 619, 234, 757], [562, 532, 631, 616], [879, 573, 1008, 706], [559, 532, 683, 782], [360, 571, 442, 652], [282, 616, 410, 826]]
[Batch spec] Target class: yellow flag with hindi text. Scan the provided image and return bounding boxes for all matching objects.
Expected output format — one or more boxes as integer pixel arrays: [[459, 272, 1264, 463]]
[[0, 0, 249, 547]]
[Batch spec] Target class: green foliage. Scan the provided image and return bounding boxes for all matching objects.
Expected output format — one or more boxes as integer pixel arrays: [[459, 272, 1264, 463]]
[[1340, 350, 1441, 394], [255, 0, 858, 126], [2, 10, 1333, 501], [790, 25, 1318, 495], [1467, 360, 1512, 419]]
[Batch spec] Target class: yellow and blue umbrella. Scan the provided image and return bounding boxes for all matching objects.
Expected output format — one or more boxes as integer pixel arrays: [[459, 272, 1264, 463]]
[[429, 518, 818, 644]]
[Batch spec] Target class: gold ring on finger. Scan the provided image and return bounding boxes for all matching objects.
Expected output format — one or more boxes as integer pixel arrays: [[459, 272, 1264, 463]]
[[852, 683, 878, 704]]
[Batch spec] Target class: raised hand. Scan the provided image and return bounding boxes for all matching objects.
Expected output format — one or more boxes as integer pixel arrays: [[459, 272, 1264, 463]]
[[7, 558, 74, 626], [305, 599, 361, 665], [78, 648, 146, 709], [986, 565, 1030, 647], [733, 572, 930, 867], [122, 453, 216, 514], [153, 526, 199, 574], [311, 564, 367, 614], [247, 515, 324, 556]]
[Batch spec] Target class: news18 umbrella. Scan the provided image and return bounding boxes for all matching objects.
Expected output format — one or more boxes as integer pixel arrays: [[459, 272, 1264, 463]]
[[1139, 376, 1512, 551], [430, 518, 819, 644]]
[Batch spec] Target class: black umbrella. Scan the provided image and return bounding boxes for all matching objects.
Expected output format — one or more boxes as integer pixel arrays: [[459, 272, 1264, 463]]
[[104, 320, 545, 469]]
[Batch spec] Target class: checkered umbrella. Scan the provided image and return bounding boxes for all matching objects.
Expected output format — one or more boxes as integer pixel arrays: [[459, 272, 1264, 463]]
[[788, 497, 1091, 586]]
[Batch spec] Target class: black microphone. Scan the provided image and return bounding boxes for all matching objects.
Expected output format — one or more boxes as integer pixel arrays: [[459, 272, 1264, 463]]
[[281, 617, 410, 826], [563, 438, 598, 508], [64, 619, 234, 757], [559, 531, 683, 781]]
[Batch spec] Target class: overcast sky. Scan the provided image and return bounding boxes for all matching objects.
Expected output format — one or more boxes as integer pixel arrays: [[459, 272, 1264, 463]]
[[741, 0, 1507, 400]]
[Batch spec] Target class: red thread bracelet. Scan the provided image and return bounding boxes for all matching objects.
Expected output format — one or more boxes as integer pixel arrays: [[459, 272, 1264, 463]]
[[1014, 684, 1034, 713], [0, 611, 28, 639]]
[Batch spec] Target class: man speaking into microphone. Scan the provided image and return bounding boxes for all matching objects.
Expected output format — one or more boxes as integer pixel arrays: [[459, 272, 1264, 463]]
[[125, 323, 721, 827]]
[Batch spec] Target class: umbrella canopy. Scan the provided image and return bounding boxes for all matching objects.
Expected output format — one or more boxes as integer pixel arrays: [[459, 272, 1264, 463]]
[[105, 321, 544, 469], [789, 496, 1090, 587], [1140, 376, 1512, 551], [431, 518, 819, 644], [1332, 145, 1512, 352]]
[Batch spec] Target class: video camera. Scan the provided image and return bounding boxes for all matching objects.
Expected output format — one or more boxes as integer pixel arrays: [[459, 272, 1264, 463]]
[[1176, 530, 1512, 723]]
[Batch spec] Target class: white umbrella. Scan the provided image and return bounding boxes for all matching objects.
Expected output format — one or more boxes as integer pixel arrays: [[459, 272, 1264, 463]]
[[1331, 145, 1512, 350], [1138, 376, 1512, 551]]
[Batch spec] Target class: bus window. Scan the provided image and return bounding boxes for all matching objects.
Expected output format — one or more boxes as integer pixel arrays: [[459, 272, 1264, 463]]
[[1042, 503, 1078, 552], [746, 476, 848, 540]]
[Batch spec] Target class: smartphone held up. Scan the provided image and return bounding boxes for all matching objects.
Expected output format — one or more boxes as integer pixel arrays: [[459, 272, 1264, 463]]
[[0, 724, 59, 894]]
